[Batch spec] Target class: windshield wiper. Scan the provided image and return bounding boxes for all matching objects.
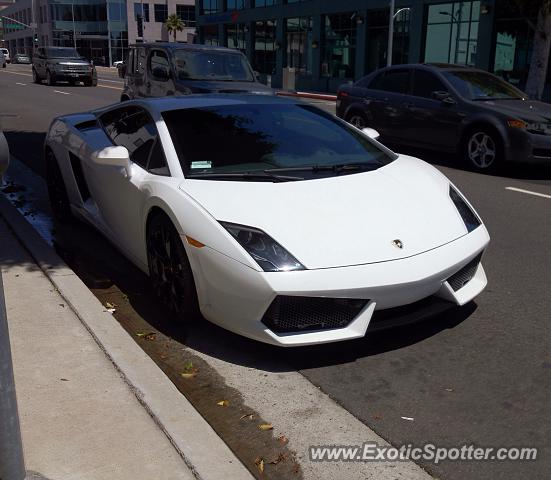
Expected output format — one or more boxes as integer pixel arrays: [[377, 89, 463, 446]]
[[186, 172, 303, 182], [266, 163, 381, 174]]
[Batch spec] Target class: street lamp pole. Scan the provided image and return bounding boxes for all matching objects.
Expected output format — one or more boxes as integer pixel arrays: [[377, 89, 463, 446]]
[[386, 0, 395, 67], [71, 0, 77, 49]]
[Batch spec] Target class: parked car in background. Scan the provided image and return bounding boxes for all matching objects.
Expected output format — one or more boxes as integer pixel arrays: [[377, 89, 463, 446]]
[[337, 63, 551, 171], [32, 47, 97, 86], [0, 51, 6, 68], [12, 53, 31, 64], [119, 43, 273, 101], [0, 48, 10, 63]]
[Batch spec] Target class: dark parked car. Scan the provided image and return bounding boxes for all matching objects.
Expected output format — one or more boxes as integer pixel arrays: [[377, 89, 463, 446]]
[[119, 43, 273, 101], [12, 53, 31, 64], [32, 47, 97, 86], [337, 63, 551, 171]]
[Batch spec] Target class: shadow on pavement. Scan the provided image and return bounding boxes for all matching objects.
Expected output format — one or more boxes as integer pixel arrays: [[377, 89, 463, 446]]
[[4, 131, 47, 177]]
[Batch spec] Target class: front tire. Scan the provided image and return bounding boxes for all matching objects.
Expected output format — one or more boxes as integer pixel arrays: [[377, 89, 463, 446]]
[[45, 150, 73, 223], [147, 214, 199, 322], [32, 67, 40, 83], [46, 70, 55, 86], [464, 128, 501, 172], [346, 110, 368, 129]]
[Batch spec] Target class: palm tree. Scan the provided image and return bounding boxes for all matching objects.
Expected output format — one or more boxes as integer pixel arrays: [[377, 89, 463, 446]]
[[165, 14, 185, 42]]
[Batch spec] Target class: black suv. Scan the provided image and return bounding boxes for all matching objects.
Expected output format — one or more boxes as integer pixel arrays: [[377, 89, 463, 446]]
[[119, 43, 273, 101], [337, 63, 551, 171], [32, 47, 97, 87]]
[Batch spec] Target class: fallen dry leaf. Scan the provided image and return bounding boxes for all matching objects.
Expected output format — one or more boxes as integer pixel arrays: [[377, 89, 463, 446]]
[[180, 372, 197, 379], [277, 434, 289, 445], [105, 302, 117, 309], [254, 457, 264, 474], [239, 413, 255, 420], [144, 332, 156, 341], [160, 354, 168, 360], [217, 400, 230, 407], [445, 388, 454, 392], [258, 423, 273, 431]]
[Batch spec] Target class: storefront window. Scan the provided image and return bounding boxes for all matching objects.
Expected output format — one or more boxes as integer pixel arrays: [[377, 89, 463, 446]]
[[154, 4, 167, 23], [203, 24, 219, 45], [285, 17, 313, 75], [227, 0, 245, 10], [226, 23, 246, 53], [366, 9, 389, 73], [424, 1, 480, 66], [202, 0, 219, 16], [254, 0, 275, 7], [322, 13, 356, 79], [133, 3, 150, 22], [254, 20, 277, 75]]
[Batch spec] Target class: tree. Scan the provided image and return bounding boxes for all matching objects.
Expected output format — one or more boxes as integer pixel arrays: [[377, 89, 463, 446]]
[[165, 14, 185, 43], [510, 0, 551, 99]]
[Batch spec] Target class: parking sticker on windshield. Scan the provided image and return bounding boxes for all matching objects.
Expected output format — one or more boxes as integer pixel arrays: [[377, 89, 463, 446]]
[[191, 161, 212, 169]]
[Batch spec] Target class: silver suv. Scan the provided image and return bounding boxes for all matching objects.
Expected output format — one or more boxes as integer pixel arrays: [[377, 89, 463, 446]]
[[32, 47, 97, 86]]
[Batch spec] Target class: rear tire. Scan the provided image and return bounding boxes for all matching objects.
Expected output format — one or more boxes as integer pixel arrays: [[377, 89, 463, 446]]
[[345, 110, 368, 129], [147, 214, 199, 322], [45, 150, 73, 223]]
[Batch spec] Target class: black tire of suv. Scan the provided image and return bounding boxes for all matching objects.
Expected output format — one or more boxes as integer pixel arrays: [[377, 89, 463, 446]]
[[84, 77, 96, 87], [32, 67, 40, 83], [46, 70, 55, 86]]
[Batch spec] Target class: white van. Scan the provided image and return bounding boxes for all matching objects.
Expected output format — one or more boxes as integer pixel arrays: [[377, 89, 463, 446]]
[[0, 48, 10, 63]]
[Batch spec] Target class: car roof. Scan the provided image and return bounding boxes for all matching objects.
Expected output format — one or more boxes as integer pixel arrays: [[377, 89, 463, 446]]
[[96, 94, 301, 116], [129, 42, 244, 54]]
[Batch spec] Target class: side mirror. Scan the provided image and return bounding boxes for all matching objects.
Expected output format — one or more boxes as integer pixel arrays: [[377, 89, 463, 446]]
[[432, 90, 456, 104], [91, 146, 131, 177], [361, 127, 381, 140], [118, 63, 127, 78]]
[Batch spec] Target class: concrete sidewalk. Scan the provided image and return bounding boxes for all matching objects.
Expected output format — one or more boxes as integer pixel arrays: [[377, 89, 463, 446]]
[[0, 206, 251, 479]]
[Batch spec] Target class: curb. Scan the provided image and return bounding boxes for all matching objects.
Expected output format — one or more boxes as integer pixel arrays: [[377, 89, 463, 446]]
[[0, 193, 253, 480]]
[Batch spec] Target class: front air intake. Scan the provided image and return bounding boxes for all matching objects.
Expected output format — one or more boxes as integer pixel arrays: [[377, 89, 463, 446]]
[[447, 253, 483, 291], [261, 296, 368, 334]]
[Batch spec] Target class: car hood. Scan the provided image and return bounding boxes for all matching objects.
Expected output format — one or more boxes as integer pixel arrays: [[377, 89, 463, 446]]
[[177, 79, 274, 95], [179, 156, 469, 269], [476, 99, 551, 122]]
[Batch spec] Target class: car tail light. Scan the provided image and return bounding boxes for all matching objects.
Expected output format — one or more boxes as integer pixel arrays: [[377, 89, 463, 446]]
[[337, 91, 349, 98]]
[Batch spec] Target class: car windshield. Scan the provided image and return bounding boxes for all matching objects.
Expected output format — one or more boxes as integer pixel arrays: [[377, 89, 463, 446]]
[[443, 71, 525, 100], [162, 104, 394, 180], [45, 48, 81, 59], [173, 50, 254, 82]]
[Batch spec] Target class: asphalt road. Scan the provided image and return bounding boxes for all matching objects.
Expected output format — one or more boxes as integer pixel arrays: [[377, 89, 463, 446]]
[[1, 63, 550, 480]]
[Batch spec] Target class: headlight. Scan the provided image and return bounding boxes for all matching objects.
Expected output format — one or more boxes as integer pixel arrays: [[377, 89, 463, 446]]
[[220, 222, 305, 272], [449, 186, 481, 233]]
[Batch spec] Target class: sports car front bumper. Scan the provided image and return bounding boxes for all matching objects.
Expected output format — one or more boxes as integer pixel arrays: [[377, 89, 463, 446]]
[[189, 225, 490, 346]]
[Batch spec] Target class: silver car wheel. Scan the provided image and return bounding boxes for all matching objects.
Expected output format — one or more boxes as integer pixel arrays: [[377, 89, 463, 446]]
[[348, 114, 366, 129], [467, 132, 496, 169]]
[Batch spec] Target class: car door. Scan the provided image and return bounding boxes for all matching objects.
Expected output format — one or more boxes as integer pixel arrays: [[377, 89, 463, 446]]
[[89, 105, 170, 260], [365, 69, 411, 142], [146, 49, 175, 97], [401, 69, 464, 149]]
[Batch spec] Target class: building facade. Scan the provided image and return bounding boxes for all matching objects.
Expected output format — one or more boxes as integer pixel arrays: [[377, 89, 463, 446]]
[[126, 0, 196, 44], [2, 0, 128, 65], [195, 0, 550, 96]]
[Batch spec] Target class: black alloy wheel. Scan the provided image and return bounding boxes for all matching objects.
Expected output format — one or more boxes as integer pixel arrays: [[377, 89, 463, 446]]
[[147, 214, 199, 321]]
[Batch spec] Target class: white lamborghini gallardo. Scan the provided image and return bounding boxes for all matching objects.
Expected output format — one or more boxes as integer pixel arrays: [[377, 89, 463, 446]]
[[45, 95, 490, 346]]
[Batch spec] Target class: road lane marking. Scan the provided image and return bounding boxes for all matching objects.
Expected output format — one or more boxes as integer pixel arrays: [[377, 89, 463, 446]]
[[53, 90, 71, 95], [16, 82, 27, 86], [506, 186, 551, 199], [97, 78, 124, 84], [98, 84, 122, 90]]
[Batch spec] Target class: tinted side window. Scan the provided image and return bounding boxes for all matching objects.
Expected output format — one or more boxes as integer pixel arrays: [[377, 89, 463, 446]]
[[412, 70, 447, 99], [127, 49, 135, 74], [99, 106, 169, 175], [149, 50, 170, 79], [370, 70, 409, 94]]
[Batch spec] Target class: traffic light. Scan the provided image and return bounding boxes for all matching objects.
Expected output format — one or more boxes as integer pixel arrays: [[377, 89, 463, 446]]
[[33, 33, 38, 44], [137, 14, 143, 38]]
